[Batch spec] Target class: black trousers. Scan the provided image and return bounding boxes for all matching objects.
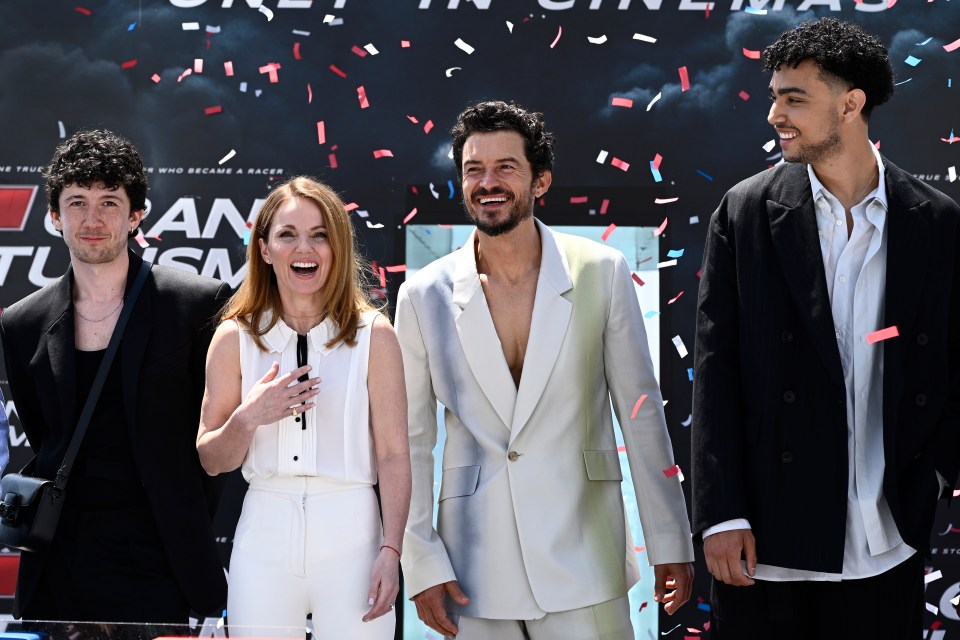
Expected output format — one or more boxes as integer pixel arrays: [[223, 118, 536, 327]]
[[709, 553, 924, 640]]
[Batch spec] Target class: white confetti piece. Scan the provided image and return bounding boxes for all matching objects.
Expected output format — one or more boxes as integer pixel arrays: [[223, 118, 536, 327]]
[[925, 570, 943, 584], [239, 82, 248, 92], [429, 183, 440, 199], [646, 92, 662, 111], [258, 5, 274, 20], [205, 25, 221, 33], [455, 38, 475, 54], [355, 210, 369, 218], [596, 150, 609, 164], [218, 149, 236, 165], [689, 216, 699, 224], [672, 335, 688, 358], [182, 22, 200, 30], [445, 67, 462, 77], [323, 14, 334, 23], [681, 414, 692, 426], [949, 166, 957, 182], [255, 89, 262, 97], [366, 221, 384, 229], [926, 602, 939, 615], [364, 43, 379, 55], [762, 139, 776, 152], [658, 259, 678, 268], [57, 120, 66, 138], [506, 21, 514, 33], [588, 35, 608, 44], [292, 29, 311, 36], [633, 33, 657, 43]]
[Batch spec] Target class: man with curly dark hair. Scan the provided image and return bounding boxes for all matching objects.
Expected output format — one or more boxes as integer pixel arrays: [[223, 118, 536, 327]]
[[396, 100, 695, 639], [0, 129, 230, 623], [692, 17, 960, 638]]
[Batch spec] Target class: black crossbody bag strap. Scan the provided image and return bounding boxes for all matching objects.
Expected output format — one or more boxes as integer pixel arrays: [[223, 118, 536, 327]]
[[49, 260, 152, 499]]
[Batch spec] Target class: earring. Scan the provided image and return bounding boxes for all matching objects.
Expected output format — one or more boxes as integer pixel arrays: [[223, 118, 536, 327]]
[[265, 258, 271, 264]]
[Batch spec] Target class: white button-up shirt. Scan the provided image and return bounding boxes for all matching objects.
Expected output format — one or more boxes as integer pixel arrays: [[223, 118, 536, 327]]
[[704, 145, 915, 580]]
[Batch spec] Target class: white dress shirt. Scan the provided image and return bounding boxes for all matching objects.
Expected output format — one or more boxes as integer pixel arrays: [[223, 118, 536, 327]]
[[704, 145, 916, 580]]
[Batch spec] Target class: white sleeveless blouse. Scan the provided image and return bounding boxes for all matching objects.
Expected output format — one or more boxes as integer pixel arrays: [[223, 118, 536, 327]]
[[237, 311, 378, 484]]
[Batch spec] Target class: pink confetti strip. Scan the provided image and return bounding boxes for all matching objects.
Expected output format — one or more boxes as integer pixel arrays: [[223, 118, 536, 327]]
[[738, 90, 750, 101], [224, 61, 234, 76], [423, 120, 434, 134], [194, 58, 203, 73], [600, 198, 610, 215], [328, 153, 338, 169], [652, 153, 663, 170], [134, 230, 149, 248], [151, 73, 161, 83], [742, 48, 760, 60], [550, 26, 563, 49], [866, 325, 899, 344], [344, 202, 359, 212], [293, 42, 302, 60], [351, 45, 367, 57], [373, 149, 394, 158], [329, 64, 347, 78], [632, 273, 645, 287], [259, 63, 280, 83], [601, 223, 616, 241], [678, 66, 690, 91], [74, 6, 92, 15], [570, 196, 589, 204], [204, 105, 222, 115], [403, 208, 418, 224], [384, 265, 407, 272], [630, 394, 649, 419], [662, 464, 681, 478], [307, 83, 313, 103], [610, 157, 630, 171], [378, 267, 386, 288], [944, 38, 960, 53], [406, 115, 419, 123], [121, 59, 138, 69], [401, 40, 411, 48], [668, 290, 684, 304], [177, 68, 192, 82], [316, 121, 325, 145], [654, 217, 668, 236], [357, 85, 370, 108], [611, 97, 634, 108]]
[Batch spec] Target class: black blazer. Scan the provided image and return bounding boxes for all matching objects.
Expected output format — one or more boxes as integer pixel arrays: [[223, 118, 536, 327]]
[[0, 250, 230, 617], [692, 158, 960, 573]]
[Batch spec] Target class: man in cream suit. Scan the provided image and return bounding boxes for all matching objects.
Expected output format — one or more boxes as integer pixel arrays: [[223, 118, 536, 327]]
[[395, 100, 694, 639]]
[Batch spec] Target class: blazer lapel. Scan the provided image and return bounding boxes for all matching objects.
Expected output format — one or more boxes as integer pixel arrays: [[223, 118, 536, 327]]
[[452, 234, 517, 431], [44, 271, 76, 438], [511, 221, 573, 440], [120, 252, 153, 441], [767, 165, 845, 389]]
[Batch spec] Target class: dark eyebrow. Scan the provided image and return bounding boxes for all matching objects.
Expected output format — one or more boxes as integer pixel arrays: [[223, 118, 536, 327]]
[[463, 156, 523, 166], [769, 85, 809, 97]]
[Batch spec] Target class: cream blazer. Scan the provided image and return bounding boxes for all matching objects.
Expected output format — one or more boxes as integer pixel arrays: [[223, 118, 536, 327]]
[[396, 220, 694, 617]]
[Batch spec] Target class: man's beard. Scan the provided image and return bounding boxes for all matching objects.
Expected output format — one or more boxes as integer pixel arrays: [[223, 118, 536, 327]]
[[464, 188, 535, 237], [783, 114, 843, 164]]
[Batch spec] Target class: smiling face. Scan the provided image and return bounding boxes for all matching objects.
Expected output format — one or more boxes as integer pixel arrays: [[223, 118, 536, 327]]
[[258, 197, 333, 302], [51, 182, 142, 266], [460, 130, 551, 237], [767, 59, 847, 165]]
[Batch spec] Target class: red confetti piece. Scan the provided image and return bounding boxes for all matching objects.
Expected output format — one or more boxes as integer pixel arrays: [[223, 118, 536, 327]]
[[932, 621, 943, 630], [639, 602, 648, 612], [378, 267, 386, 288], [550, 25, 563, 49], [293, 42, 302, 60], [403, 208, 418, 224], [316, 121, 325, 145], [357, 85, 370, 108], [610, 157, 630, 171], [328, 153, 338, 169], [866, 325, 899, 344], [570, 196, 589, 204], [151, 73, 161, 83], [617, 445, 626, 452], [373, 149, 394, 158], [601, 223, 616, 241], [738, 90, 750, 101], [343, 202, 359, 211], [632, 273, 645, 287], [678, 66, 690, 91], [74, 6, 92, 15], [635, 545, 646, 552], [329, 64, 347, 78], [742, 48, 760, 60], [204, 105, 223, 115], [662, 464, 681, 478], [259, 62, 280, 83], [121, 59, 138, 69], [423, 120, 434, 134], [224, 61, 234, 76], [630, 394, 649, 419], [384, 265, 407, 272], [668, 290, 684, 304], [600, 199, 610, 215], [945, 38, 960, 53], [652, 153, 663, 170], [611, 97, 634, 108], [654, 217, 669, 236], [401, 40, 411, 48], [351, 45, 368, 57]]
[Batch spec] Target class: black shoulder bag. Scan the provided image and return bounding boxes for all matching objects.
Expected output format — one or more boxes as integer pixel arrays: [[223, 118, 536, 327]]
[[0, 261, 152, 553]]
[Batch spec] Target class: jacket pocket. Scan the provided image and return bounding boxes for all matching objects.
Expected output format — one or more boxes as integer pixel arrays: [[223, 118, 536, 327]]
[[438, 465, 480, 502], [583, 450, 623, 481]]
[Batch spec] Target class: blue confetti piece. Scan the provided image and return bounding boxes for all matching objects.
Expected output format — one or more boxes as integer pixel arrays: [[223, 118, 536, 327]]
[[650, 161, 663, 183], [242, 230, 251, 245], [667, 248, 684, 258], [424, 228, 432, 235], [744, 6, 766, 14], [696, 169, 714, 181], [128, 22, 137, 31], [447, 179, 455, 199], [687, 367, 693, 381], [643, 310, 660, 319], [698, 602, 711, 612], [894, 78, 912, 86], [905, 55, 922, 67], [916, 36, 933, 46]]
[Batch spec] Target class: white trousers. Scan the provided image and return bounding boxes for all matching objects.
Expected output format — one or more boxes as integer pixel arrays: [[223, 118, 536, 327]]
[[227, 475, 395, 639], [454, 595, 633, 640]]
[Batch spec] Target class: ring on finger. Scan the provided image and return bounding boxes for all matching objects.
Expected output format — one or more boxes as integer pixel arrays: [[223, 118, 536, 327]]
[[292, 408, 299, 417]]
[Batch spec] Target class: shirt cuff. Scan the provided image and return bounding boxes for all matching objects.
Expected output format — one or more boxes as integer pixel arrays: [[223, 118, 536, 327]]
[[703, 519, 752, 539]]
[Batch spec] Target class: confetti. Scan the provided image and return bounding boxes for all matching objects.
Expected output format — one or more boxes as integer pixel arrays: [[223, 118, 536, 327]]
[[600, 199, 610, 215], [630, 394, 649, 419], [550, 26, 563, 49], [307, 83, 313, 103], [455, 38, 475, 54], [224, 61, 234, 76], [611, 157, 630, 171], [366, 221, 384, 229], [588, 35, 608, 44], [654, 217, 669, 236], [650, 162, 663, 183], [632, 273, 645, 287], [916, 36, 934, 46], [182, 22, 200, 30], [643, 310, 659, 318], [385, 265, 407, 273], [373, 149, 394, 158], [364, 43, 379, 55], [658, 259, 677, 268], [424, 120, 434, 134], [655, 197, 678, 204], [763, 139, 777, 152], [681, 415, 692, 426], [445, 67, 462, 77], [925, 570, 943, 584], [678, 66, 690, 91], [330, 64, 347, 78], [177, 68, 193, 82], [134, 230, 149, 248], [738, 90, 750, 101], [596, 150, 609, 163], [258, 4, 274, 21], [611, 97, 634, 108], [344, 202, 359, 212], [646, 92, 662, 111], [926, 602, 939, 615], [668, 291, 684, 304], [293, 42, 302, 60], [328, 154, 338, 169], [689, 216, 699, 224], [905, 55, 922, 67], [570, 196, 589, 204], [672, 336, 688, 358], [121, 59, 138, 69], [666, 249, 684, 258], [949, 166, 957, 182], [945, 38, 960, 53], [506, 21, 514, 33], [218, 149, 236, 165], [697, 169, 714, 181], [204, 105, 222, 116], [866, 326, 899, 344], [403, 208, 418, 224], [351, 45, 367, 57], [662, 623, 682, 635], [292, 29, 310, 36], [401, 39, 411, 47], [74, 6, 92, 15], [633, 33, 657, 43], [259, 63, 280, 83], [357, 85, 370, 108], [151, 73, 161, 83], [742, 48, 760, 60], [316, 121, 325, 145], [662, 464, 681, 478], [601, 223, 617, 241]]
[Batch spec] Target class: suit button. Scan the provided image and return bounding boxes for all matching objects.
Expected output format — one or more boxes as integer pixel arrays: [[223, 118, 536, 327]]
[[916, 394, 928, 407], [780, 451, 794, 464], [917, 333, 929, 346], [507, 451, 521, 462], [782, 390, 796, 403], [780, 331, 793, 343]]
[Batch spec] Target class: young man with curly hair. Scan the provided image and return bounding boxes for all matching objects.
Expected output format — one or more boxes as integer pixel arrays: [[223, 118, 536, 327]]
[[0, 130, 230, 622], [692, 18, 960, 638]]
